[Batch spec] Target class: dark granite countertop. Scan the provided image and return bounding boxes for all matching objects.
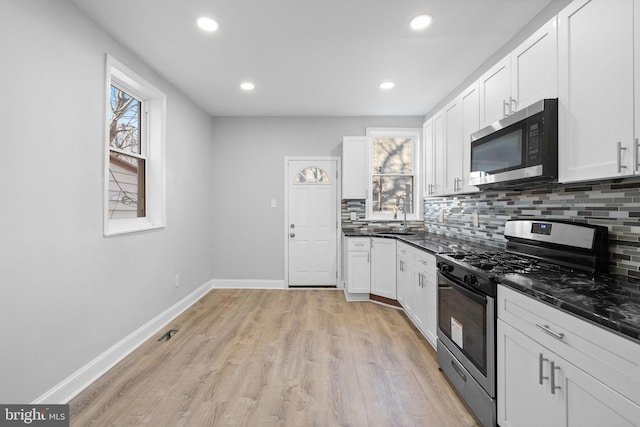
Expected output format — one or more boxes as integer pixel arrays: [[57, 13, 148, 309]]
[[343, 229, 640, 344], [343, 230, 500, 254], [499, 270, 640, 344]]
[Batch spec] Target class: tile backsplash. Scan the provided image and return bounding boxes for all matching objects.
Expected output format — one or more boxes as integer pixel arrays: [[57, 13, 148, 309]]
[[342, 176, 640, 278]]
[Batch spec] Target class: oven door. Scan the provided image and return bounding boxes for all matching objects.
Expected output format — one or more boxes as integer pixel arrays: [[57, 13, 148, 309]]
[[437, 271, 495, 396]]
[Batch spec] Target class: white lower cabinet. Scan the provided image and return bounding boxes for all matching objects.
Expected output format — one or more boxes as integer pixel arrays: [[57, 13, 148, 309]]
[[396, 243, 412, 311], [498, 285, 640, 427], [397, 242, 437, 349], [370, 238, 396, 299], [344, 237, 370, 294]]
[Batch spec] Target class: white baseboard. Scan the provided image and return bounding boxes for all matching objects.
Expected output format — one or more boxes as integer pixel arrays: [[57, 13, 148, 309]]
[[211, 279, 286, 289], [343, 289, 370, 302], [32, 280, 214, 404]]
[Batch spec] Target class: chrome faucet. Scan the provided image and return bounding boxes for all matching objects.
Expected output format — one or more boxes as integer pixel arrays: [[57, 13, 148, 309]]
[[398, 197, 408, 233]]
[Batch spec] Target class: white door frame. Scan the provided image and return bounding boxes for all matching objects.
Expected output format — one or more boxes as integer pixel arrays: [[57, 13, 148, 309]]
[[284, 156, 342, 288]]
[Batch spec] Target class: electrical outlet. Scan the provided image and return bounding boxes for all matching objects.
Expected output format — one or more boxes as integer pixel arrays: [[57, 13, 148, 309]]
[[174, 274, 180, 288], [350, 211, 357, 221], [270, 199, 277, 208], [438, 209, 445, 223], [472, 212, 479, 228]]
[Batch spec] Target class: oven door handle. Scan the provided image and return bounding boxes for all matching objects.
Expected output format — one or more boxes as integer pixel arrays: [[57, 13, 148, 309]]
[[438, 272, 487, 305]]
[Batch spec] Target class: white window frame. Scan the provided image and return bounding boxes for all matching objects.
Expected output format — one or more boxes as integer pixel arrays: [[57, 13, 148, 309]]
[[104, 55, 166, 236], [365, 127, 422, 221]]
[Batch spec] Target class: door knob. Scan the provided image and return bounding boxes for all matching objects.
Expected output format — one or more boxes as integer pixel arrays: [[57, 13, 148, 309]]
[[290, 224, 295, 229], [290, 233, 295, 238]]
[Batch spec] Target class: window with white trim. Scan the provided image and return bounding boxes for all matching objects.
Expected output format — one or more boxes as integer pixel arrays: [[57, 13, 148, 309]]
[[366, 128, 421, 221], [105, 55, 166, 236]]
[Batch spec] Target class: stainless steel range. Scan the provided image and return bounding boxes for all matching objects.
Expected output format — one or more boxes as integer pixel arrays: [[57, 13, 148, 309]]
[[436, 219, 609, 427]]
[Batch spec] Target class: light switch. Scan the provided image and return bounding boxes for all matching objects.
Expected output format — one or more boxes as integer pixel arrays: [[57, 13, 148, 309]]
[[270, 199, 277, 208]]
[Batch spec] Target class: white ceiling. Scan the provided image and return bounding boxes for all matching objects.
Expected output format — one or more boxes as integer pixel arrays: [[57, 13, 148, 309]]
[[68, 0, 553, 117]]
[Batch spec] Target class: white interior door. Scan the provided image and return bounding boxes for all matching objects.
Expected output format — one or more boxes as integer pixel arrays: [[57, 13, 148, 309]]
[[287, 159, 338, 287]]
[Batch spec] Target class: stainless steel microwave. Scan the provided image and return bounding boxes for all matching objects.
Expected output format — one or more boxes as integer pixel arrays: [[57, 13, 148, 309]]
[[469, 98, 558, 188]]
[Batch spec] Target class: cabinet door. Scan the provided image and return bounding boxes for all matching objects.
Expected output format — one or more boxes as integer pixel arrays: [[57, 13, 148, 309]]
[[561, 357, 640, 427], [423, 119, 435, 196], [346, 251, 370, 294], [432, 110, 445, 195], [511, 17, 558, 112], [411, 268, 427, 333], [497, 320, 561, 427], [396, 254, 412, 312], [422, 269, 437, 348], [342, 136, 369, 199], [558, 0, 634, 183], [370, 238, 396, 299], [443, 96, 463, 195], [461, 82, 480, 193], [479, 55, 511, 128]]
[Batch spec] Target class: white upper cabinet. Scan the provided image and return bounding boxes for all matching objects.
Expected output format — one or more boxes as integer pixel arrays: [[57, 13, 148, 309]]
[[558, 0, 635, 183], [460, 82, 481, 193], [479, 17, 558, 129], [425, 82, 480, 197], [342, 136, 369, 199], [479, 55, 512, 128], [442, 96, 463, 195], [423, 118, 435, 197], [511, 17, 558, 113], [432, 110, 445, 196]]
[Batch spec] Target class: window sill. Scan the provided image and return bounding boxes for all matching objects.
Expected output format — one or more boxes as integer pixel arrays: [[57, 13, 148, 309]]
[[104, 218, 165, 237]]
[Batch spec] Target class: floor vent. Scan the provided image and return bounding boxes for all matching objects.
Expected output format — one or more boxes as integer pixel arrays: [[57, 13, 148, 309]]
[[158, 329, 179, 342]]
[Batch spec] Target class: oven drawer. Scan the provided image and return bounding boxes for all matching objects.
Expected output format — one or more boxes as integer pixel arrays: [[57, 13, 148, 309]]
[[498, 285, 640, 405]]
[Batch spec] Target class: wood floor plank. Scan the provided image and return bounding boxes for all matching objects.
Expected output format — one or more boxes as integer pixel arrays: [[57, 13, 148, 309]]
[[69, 289, 480, 426]]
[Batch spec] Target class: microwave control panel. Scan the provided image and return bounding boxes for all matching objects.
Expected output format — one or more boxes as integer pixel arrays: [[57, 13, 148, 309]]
[[526, 121, 541, 164]]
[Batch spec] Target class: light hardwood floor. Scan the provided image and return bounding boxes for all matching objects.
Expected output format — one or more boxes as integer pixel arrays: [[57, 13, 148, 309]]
[[70, 289, 480, 426]]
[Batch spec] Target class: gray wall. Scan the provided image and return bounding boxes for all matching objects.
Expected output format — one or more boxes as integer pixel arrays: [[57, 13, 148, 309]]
[[209, 116, 422, 280], [0, 0, 216, 402]]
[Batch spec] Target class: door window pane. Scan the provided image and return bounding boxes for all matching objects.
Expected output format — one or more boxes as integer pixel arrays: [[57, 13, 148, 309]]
[[295, 167, 330, 184], [372, 137, 413, 174]]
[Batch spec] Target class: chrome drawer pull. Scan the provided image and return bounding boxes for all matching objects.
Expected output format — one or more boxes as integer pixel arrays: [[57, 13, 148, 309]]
[[536, 324, 565, 341]]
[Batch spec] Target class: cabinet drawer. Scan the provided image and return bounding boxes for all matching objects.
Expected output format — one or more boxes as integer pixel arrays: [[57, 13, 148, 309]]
[[347, 237, 370, 251], [498, 285, 640, 405], [397, 242, 413, 257], [412, 248, 435, 273]]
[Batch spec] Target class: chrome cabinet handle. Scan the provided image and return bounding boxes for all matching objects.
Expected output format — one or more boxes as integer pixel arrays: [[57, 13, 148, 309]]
[[510, 96, 517, 114], [539, 353, 549, 385], [618, 141, 627, 173], [289, 233, 295, 238], [536, 324, 565, 341], [550, 361, 561, 394], [635, 138, 639, 171], [503, 99, 509, 118]]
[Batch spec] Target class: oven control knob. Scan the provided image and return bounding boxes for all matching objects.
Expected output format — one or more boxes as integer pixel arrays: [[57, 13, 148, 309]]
[[437, 262, 453, 273], [464, 274, 478, 285]]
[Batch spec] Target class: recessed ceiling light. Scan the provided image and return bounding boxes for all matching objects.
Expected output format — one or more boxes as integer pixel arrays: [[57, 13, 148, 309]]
[[410, 14, 432, 31], [379, 81, 395, 90], [197, 16, 219, 32], [240, 82, 255, 91]]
